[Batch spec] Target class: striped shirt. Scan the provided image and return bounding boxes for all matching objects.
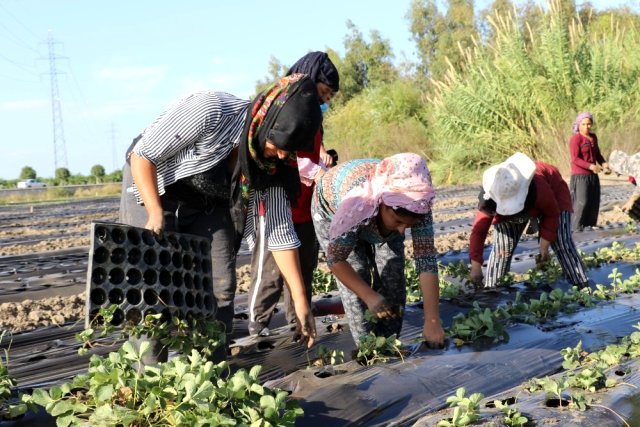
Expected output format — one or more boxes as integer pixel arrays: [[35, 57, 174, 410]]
[[131, 91, 250, 201], [244, 187, 301, 251], [131, 90, 300, 251]]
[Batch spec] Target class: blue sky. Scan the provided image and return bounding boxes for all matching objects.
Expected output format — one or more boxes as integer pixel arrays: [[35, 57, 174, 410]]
[[0, 0, 630, 180]]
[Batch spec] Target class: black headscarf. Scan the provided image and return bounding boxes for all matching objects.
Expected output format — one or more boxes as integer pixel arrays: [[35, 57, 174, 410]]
[[236, 74, 322, 203], [286, 51, 340, 92]]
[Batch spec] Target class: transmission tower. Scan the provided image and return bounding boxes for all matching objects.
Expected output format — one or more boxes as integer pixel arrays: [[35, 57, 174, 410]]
[[46, 30, 68, 171]]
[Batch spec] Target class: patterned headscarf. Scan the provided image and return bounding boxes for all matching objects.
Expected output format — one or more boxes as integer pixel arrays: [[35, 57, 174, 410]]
[[237, 74, 322, 199], [573, 112, 593, 134], [329, 153, 435, 239], [287, 51, 340, 92]]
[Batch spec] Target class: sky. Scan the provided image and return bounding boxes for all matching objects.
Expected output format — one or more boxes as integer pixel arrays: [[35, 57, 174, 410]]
[[0, 0, 631, 180]]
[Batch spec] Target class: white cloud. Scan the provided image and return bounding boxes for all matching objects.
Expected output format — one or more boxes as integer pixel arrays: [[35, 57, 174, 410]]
[[0, 99, 48, 111]]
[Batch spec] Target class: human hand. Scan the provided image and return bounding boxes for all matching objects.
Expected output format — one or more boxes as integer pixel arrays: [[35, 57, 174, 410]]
[[469, 262, 484, 288], [622, 198, 635, 213], [603, 163, 612, 175], [294, 301, 316, 348], [535, 252, 550, 269], [144, 211, 165, 238], [365, 293, 396, 320], [320, 151, 334, 167], [590, 164, 603, 174], [422, 320, 445, 349]]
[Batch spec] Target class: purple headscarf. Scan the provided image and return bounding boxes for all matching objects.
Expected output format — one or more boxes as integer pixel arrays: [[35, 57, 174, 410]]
[[573, 112, 593, 134]]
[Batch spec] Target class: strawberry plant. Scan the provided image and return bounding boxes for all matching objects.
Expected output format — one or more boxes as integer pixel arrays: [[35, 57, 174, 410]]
[[448, 302, 510, 346], [0, 332, 27, 420], [311, 268, 337, 295], [356, 333, 404, 366], [310, 345, 345, 367], [78, 307, 225, 360], [493, 399, 528, 427], [437, 387, 483, 426], [23, 343, 303, 426]]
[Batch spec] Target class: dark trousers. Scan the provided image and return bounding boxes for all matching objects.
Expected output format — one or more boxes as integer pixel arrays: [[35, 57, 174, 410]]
[[485, 211, 589, 287], [570, 173, 600, 230], [247, 221, 318, 330], [120, 163, 236, 362], [312, 207, 407, 346]]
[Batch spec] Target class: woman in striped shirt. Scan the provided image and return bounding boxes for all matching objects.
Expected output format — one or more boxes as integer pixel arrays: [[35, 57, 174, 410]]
[[311, 153, 445, 348], [120, 74, 321, 353]]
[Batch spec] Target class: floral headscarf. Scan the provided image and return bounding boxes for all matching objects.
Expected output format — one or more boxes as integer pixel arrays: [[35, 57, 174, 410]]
[[329, 153, 435, 239]]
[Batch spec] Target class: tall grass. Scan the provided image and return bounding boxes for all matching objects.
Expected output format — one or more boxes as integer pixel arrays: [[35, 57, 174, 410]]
[[428, 0, 640, 177]]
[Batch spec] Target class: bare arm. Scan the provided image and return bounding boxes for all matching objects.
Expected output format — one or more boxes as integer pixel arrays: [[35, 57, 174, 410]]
[[272, 249, 316, 347], [130, 153, 164, 234], [420, 272, 445, 347]]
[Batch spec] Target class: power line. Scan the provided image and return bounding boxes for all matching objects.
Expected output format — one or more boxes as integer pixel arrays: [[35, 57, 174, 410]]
[[0, 3, 41, 42]]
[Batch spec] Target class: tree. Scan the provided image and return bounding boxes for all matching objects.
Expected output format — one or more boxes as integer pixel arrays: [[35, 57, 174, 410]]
[[90, 164, 106, 183], [55, 167, 71, 184], [335, 20, 397, 103], [407, 0, 479, 79], [19, 166, 36, 180]]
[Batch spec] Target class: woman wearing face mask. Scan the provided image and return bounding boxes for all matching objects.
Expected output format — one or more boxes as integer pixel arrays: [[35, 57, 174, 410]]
[[311, 153, 445, 348], [247, 51, 340, 337], [120, 74, 321, 360]]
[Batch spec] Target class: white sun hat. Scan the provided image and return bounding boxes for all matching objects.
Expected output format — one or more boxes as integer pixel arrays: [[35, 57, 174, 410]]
[[482, 152, 536, 216]]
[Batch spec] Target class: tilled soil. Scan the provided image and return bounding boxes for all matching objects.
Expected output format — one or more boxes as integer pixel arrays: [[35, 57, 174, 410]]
[[0, 185, 632, 334]]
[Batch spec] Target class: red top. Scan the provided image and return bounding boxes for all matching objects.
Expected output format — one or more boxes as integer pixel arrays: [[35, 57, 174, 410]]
[[469, 161, 573, 263], [291, 128, 322, 223], [569, 132, 605, 175]]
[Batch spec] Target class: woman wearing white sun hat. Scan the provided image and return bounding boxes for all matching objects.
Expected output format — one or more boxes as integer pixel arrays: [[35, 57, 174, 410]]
[[469, 152, 589, 289]]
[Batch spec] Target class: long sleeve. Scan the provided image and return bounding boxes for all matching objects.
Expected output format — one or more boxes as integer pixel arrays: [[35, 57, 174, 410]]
[[469, 210, 494, 264], [569, 133, 593, 172], [534, 180, 561, 243], [411, 211, 438, 274]]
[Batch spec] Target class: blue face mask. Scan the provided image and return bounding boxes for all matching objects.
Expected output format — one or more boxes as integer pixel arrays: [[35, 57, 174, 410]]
[[320, 103, 328, 114]]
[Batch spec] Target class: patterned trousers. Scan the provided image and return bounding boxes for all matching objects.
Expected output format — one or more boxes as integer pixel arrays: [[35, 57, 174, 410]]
[[485, 210, 589, 288], [312, 211, 407, 346]]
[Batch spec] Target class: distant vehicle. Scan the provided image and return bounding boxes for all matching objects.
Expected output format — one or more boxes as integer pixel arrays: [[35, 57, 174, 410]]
[[17, 179, 47, 189]]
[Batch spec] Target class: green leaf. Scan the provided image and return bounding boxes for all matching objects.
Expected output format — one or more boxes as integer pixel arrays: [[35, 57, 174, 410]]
[[94, 383, 114, 402], [30, 388, 53, 406], [260, 394, 277, 410], [55, 413, 75, 427], [50, 400, 74, 416]]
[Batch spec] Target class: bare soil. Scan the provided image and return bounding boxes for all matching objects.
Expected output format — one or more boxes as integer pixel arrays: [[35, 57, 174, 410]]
[[0, 191, 631, 333]]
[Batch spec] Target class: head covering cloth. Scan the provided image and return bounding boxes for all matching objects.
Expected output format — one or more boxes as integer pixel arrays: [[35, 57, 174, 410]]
[[573, 112, 594, 134], [237, 73, 322, 201], [329, 153, 435, 239], [286, 51, 340, 92]]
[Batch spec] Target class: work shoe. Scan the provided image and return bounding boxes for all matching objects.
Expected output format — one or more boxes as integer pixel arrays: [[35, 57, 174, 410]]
[[248, 321, 271, 337]]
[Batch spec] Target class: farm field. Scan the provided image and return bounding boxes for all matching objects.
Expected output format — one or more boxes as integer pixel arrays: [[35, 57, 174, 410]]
[[1, 178, 640, 426]]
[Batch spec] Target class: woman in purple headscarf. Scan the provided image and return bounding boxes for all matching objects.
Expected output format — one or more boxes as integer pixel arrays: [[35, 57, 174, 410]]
[[568, 112, 610, 232]]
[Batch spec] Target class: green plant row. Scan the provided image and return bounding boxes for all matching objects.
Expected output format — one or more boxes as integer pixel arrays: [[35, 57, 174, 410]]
[[438, 323, 640, 426]]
